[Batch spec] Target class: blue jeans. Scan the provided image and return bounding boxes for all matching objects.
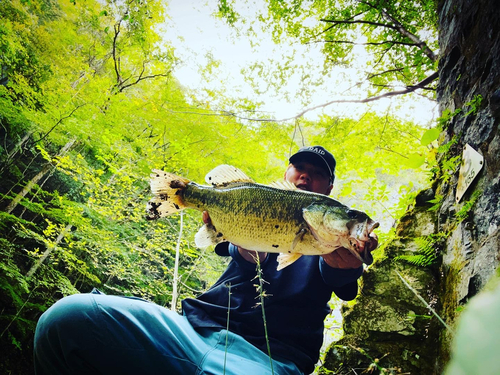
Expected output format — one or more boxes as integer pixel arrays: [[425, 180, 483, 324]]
[[33, 293, 302, 374]]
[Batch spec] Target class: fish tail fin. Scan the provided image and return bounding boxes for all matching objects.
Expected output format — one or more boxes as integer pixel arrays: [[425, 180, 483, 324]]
[[194, 223, 225, 248], [277, 253, 302, 271], [146, 169, 190, 220]]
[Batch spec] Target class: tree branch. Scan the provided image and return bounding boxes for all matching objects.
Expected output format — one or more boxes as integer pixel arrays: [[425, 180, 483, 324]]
[[118, 70, 172, 92], [166, 71, 438, 123], [314, 11, 367, 38], [309, 39, 419, 47], [112, 20, 123, 86], [320, 18, 398, 30], [32, 104, 86, 145], [373, 45, 393, 66], [274, 72, 438, 121], [320, 2, 436, 63], [366, 64, 422, 80], [356, 0, 436, 62]]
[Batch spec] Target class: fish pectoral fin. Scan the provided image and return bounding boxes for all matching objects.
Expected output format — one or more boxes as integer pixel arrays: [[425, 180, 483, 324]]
[[205, 165, 254, 187], [291, 227, 309, 250], [277, 253, 302, 271], [194, 224, 225, 248]]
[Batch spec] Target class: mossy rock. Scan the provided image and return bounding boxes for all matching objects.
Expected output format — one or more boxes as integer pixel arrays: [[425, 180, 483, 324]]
[[321, 336, 439, 374], [320, 230, 442, 374]]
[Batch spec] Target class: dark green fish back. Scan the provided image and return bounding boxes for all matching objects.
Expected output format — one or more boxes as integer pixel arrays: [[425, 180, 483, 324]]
[[183, 181, 347, 226]]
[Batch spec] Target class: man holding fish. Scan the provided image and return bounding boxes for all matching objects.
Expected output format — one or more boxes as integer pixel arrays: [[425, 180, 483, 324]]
[[34, 146, 378, 375]]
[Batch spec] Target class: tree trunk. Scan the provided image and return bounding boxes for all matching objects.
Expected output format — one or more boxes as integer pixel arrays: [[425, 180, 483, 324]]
[[5, 138, 76, 214], [26, 223, 73, 278], [0, 131, 33, 176], [170, 212, 184, 311]]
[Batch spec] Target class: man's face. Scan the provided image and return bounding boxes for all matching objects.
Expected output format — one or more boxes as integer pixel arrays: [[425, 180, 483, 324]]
[[284, 161, 333, 195]]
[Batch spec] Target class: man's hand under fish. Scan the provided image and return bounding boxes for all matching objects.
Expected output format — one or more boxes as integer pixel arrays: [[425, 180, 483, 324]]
[[321, 232, 378, 269], [202, 210, 378, 269]]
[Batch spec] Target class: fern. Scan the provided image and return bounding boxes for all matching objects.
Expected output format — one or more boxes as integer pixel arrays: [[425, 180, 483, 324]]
[[427, 194, 444, 212], [455, 190, 481, 223], [395, 254, 435, 267], [395, 234, 446, 267], [463, 94, 483, 116]]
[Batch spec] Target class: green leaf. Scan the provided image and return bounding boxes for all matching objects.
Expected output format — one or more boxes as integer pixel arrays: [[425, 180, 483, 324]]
[[420, 128, 441, 146], [406, 153, 426, 169]]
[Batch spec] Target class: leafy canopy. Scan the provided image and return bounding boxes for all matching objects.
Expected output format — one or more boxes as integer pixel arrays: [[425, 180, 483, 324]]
[[217, 0, 439, 112]]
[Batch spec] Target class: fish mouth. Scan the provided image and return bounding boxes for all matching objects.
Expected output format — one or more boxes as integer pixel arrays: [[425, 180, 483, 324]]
[[347, 220, 380, 265], [348, 238, 374, 265]]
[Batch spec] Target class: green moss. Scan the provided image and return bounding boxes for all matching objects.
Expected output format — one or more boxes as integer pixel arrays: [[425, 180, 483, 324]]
[[445, 270, 500, 374], [321, 242, 441, 374], [437, 259, 464, 366]]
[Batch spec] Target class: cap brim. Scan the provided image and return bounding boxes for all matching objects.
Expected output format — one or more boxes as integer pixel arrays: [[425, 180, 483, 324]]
[[289, 152, 333, 179], [214, 242, 230, 256]]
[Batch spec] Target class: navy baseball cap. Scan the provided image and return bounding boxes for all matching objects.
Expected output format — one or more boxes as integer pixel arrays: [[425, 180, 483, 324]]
[[289, 146, 336, 183]]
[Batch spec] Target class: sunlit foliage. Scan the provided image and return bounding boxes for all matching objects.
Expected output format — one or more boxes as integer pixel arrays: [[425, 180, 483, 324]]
[[0, 0, 435, 371]]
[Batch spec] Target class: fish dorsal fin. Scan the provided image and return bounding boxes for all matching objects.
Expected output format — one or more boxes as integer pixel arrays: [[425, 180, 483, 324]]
[[268, 180, 298, 190], [205, 165, 254, 187]]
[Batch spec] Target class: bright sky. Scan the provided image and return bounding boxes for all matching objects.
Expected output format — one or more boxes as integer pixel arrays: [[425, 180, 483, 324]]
[[163, 0, 438, 126]]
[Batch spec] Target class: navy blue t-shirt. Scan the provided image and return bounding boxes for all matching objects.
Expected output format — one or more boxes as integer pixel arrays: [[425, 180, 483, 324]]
[[182, 243, 362, 374]]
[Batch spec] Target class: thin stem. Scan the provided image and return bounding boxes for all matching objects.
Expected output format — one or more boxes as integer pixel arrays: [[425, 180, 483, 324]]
[[395, 270, 454, 334], [253, 254, 274, 374], [170, 212, 184, 311], [0, 286, 37, 338], [223, 282, 231, 375]]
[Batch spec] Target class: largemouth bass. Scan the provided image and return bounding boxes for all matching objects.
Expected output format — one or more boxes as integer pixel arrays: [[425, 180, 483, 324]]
[[147, 165, 379, 270]]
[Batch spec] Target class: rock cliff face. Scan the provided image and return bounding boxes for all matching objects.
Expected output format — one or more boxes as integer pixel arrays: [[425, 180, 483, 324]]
[[321, 0, 500, 373], [435, 0, 500, 366], [320, 192, 444, 374]]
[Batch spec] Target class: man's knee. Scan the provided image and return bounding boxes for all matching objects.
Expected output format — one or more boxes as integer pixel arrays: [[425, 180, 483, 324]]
[[35, 294, 97, 343], [34, 294, 102, 374]]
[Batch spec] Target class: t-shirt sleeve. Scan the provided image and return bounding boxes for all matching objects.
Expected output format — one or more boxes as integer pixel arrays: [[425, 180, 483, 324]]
[[319, 257, 363, 301]]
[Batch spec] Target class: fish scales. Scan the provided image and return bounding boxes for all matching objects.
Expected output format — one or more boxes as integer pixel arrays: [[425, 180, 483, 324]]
[[183, 181, 330, 253]]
